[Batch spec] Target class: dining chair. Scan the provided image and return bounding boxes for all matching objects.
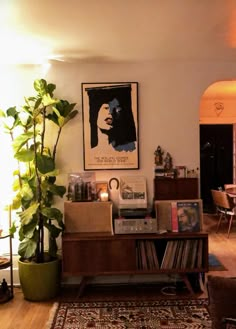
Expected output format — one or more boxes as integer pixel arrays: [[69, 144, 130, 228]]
[[211, 189, 236, 238]]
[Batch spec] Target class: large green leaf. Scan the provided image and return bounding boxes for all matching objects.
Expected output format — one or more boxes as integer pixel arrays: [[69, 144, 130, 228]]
[[36, 154, 55, 174], [20, 183, 34, 201], [41, 207, 63, 221], [11, 193, 22, 210], [42, 94, 58, 107], [0, 108, 5, 117], [34, 97, 42, 110], [22, 218, 38, 238], [48, 236, 58, 258], [47, 83, 56, 96], [34, 79, 47, 95], [48, 101, 78, 127], [6, 106, 17, 117], [12, 132, 34, 153], [40, 169, 59, 177], [14, 149, 34, 162], [45, 222, 63, 238], [18, 203, 39, 225], [18, 238, 37, 259], [9, 221, 17, 237], [48, 184, 66, 198]]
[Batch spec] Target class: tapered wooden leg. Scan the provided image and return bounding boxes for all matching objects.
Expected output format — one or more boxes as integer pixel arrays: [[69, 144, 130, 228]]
[[180, 274, 195, 296], [77, 276, 91, 298]]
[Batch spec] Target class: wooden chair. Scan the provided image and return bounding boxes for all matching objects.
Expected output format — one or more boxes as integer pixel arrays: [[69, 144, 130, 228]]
[[211, 189, 236, 238]]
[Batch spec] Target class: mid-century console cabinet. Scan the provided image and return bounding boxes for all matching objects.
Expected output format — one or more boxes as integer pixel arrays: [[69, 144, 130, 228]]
[[62, 230, 208, 296]]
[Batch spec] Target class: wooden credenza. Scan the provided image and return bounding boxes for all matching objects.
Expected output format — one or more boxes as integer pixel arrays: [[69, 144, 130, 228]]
[[62, 232, 208, 296], [154, 177, 198, 200]]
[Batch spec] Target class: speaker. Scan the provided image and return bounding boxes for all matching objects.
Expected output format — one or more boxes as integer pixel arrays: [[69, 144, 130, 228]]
[[64, 201, 113, 234]]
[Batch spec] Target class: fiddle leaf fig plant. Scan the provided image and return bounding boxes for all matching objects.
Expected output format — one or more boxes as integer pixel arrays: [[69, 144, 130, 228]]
[[0, 79, 78, 263]]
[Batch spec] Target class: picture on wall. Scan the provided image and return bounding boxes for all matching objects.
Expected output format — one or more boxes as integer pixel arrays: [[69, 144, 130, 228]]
[[82, 82, 139, 170]]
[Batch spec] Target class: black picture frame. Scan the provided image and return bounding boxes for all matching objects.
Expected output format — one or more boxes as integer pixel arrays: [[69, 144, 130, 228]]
[[82, 82, 139, 170]]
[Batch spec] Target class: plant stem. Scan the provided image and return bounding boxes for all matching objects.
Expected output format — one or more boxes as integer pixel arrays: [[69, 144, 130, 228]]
[[33, 117, 44, 262], [41, 107, 46, 154], [53, 127, 62, 161]]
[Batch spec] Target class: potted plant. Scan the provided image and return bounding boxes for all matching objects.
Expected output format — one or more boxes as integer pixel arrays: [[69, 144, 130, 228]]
[[0, 79, 78, 300]]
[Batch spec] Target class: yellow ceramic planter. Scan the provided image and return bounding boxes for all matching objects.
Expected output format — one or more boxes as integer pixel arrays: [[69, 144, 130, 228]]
[[18, 257, 60, 301]]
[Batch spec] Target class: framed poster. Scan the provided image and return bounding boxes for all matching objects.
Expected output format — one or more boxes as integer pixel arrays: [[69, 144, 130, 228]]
[[82, 82, 139, 170]]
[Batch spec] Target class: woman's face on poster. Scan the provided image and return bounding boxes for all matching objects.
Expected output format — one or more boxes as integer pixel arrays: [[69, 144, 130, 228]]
[[97, 98, 122, 131], [97, 103, 113, 130]]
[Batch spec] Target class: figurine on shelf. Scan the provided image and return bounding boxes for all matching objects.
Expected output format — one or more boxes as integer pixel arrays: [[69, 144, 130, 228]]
[[1, 278, 8, 293], [154, 146, 164, 166], [164, 152, 173, 171]]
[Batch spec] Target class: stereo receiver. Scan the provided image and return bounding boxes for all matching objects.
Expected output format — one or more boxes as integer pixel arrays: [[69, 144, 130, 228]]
[[114, 217, 157, 234]]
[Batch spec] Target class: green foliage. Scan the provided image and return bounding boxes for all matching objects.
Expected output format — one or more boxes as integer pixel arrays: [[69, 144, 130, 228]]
[[1, 79, 78, 262]]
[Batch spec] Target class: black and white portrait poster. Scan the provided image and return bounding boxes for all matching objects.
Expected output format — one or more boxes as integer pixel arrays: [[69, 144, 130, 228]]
[[82, 82, 139, 170]]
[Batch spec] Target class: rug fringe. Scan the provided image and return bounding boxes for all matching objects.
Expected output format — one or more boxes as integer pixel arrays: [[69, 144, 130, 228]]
[[45, 302, 59, 329]]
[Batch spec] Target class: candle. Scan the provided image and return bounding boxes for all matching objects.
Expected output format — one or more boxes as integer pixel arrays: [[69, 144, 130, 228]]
[[100, 191, 109, 202]]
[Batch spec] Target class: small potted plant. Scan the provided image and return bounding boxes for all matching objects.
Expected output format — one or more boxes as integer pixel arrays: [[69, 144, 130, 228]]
[[0, 79, 78, 300]]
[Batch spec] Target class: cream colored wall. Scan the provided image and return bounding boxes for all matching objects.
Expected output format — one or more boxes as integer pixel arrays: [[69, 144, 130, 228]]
[[2, 60, 236, 284], [2, 61, 236, 209]]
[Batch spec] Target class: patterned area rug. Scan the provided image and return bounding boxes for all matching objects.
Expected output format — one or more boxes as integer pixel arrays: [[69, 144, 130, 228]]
[[46, 298, 211, 328]]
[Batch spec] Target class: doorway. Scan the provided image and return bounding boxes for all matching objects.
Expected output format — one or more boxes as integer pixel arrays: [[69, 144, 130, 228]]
[[200, 124, 233, 213]]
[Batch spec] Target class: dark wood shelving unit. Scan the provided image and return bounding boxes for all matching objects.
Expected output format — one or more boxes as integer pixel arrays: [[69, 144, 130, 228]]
[[0, 232, 14, 303], [62, 232, 208, 297], [154, 177, 199, 200]]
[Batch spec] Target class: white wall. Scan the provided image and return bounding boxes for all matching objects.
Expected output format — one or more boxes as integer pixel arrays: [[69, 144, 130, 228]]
[[44, 61, 236, 205], [1, 60, 236, 285], [2, 60, 236, 214]]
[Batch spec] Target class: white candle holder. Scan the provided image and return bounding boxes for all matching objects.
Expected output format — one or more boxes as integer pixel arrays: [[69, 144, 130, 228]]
[[100, 191, 109, 202]]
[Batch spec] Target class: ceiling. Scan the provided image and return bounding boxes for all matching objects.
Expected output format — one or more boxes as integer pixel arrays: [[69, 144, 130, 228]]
[[2, 0, 236, 64], [2, 0, 236, 97]]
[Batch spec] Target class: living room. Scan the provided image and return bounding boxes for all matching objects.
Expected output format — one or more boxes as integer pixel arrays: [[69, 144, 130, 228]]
[[1, 1, 236, 328]]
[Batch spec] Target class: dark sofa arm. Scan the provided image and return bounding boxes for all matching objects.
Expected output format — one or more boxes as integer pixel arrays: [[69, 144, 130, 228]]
[[207, 276, 236, 329]]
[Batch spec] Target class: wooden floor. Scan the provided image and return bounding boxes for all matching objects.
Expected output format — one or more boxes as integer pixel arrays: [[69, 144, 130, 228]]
[[0, 213, 236, 329]]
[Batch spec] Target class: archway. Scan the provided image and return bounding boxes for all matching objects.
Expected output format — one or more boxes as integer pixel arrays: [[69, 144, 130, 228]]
[[199, 81, 236, 212]]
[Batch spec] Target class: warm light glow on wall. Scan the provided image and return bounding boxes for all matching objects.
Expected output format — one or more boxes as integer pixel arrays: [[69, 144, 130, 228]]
[[0, 120, 17, 252], [0, 30, 53, 64], [202, 81, 236, 99], [0, 2, 54, 64], [0, 63, 51, 253]]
